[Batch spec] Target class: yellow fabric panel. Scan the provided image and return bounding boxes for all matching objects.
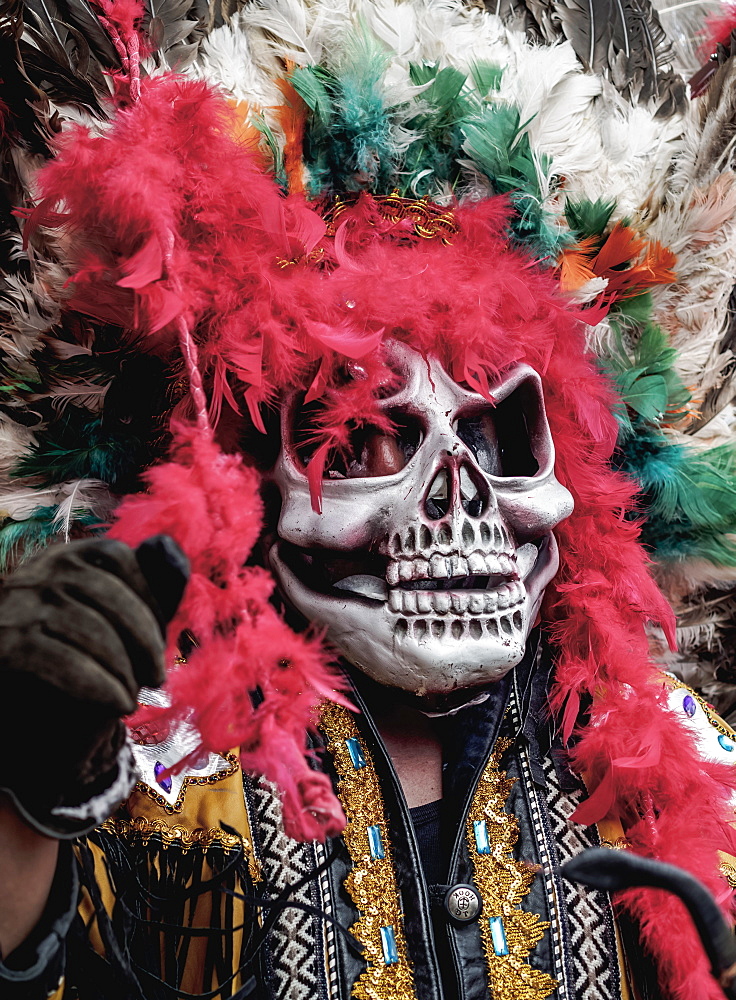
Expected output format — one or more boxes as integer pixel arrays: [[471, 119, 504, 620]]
[[111, 753, 260, 882], [73, 751, 259, 998], [75, 838, 116, 959], [47, 979, 66, 1000]]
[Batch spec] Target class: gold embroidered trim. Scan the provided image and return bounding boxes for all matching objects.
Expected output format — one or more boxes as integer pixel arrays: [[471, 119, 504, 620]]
[[467, 738, 557, 1000], [666, 675, 736, 737], [101, 817, 261, 881], [319, 701, 417, 1000], [599, 837, 630, 851], [720, 859, 736, 889], [103, 816, 237, 852], [134, 753, 240, 814], [328, 193, 459, 243]]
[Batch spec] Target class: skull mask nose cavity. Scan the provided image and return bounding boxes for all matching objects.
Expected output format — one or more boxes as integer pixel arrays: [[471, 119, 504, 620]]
[[425, 468, 450, 520], [425, 463, 488, 521], [459, 463, 486, 517]]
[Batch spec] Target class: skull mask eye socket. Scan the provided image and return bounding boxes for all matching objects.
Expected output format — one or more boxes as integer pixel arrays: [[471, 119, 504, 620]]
[[289, 397, 423, 479], [455, 378, 547, 479]]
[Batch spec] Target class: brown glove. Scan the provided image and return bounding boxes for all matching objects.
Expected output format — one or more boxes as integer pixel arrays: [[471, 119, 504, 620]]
[[0, 535, 189, 837]]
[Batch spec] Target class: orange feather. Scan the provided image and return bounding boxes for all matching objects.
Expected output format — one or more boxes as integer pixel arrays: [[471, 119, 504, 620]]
[[275, 70, 307, 196], [558, 236, 599, 292], [227, 100, 271, 169]]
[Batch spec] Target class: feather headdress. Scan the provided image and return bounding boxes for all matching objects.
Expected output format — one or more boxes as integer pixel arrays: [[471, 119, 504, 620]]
[[4, 0, 736, 994]]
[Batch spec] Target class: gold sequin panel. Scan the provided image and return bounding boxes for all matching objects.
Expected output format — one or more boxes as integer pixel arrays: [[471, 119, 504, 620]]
[[466, 738, 558, 1000], [320, 701, 418, 1000]]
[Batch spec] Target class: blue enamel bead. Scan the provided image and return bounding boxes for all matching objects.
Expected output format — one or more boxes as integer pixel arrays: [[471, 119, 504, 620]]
[[345, 737, 367, 770], [380, 925, 399, 965], [473, 819, 491, 855], [154, 761, 172, 793], [718, 734, 734, 752], [489, 916, 509, 956], [367, 825, 385, 860], [682, 694, 696, 718]]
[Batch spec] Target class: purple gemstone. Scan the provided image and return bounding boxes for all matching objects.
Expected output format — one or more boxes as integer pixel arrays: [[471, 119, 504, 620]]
[[683, 695, 697, 718], [154, 761, 173, 793]]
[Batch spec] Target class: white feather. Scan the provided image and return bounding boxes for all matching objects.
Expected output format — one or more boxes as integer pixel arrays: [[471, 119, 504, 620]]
[[52, 479, 115, 541], [0, 416, 36, 479], [0, 271, 63, 360], [0, 478, 113, 523], [647, 172, 736, 395], [192, 13, 283, 107]]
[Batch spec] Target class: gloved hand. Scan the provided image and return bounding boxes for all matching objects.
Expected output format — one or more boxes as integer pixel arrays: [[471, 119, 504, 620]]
[[0, 535, 189, 837]]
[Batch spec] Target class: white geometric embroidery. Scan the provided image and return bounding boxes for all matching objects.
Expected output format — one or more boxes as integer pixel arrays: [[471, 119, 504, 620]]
[[543, 756, 622, 1000], [248, 776, 324, 1000]]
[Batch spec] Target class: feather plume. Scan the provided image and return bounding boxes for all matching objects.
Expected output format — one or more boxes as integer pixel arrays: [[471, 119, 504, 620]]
[[0, 414, 36, 479], [0, 271, 63, 359], [142, 0, 205, 71], [693, 54, 736, 181], [20, 0, 114, 115], [647, 172, 736, 398], [519, 0, 686, 108], [192, 11, 283, 106], [48, 374, 110, 411]]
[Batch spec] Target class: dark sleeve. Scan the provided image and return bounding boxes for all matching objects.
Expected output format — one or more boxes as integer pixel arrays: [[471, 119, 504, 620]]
[[0, 840, 78, 998]]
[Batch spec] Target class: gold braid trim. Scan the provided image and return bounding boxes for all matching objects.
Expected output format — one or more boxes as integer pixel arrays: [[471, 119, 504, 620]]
[[327, 193, 459, 243], [277, 192, 458, 267], [720, 858, 736, 889], [101, 816, 258, 873], [467, 738, 557, 1000], [133, 753, 240, 815], [319, 701, 417, 1000], [665, 675, 736, 738]]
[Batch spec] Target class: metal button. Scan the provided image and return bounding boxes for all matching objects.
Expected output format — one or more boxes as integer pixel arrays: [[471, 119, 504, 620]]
[[444, 884, 482, 923]]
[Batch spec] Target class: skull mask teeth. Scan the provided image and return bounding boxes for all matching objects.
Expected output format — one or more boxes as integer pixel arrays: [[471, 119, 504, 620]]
[[268, 341, 573, 702], [383, 514, 525, 642]]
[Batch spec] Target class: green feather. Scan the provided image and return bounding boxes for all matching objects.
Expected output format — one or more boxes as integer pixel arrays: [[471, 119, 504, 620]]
[[603, 319, 691, 437], [402, 63, 476, 197], [289, 65, 334, 124], [252, 114, 285, 187], [292, 29, 401, 195], [469, 61, 503, 98], [603, 301, 736, 568], [461, 106, 561, 256], [612, 291, 654, 328], [409, 62, 467, 103], [564, 197, 615, 239], [14, 410, 145, 488], [616, 430, 736, 566], [0, 506, 102, 573]]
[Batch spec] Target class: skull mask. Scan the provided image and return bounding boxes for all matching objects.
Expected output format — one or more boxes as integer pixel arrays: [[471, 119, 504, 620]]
[[267, 341, 573, 705]]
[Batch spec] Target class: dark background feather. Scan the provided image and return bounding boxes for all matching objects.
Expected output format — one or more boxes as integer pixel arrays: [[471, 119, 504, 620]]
[[20, 0, 115, 115], [485, 0, 686, 113]]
